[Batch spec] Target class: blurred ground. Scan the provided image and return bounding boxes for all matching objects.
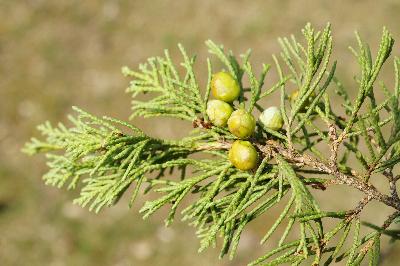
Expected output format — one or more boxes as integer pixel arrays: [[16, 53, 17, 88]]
[[2, 0, 400, 265]]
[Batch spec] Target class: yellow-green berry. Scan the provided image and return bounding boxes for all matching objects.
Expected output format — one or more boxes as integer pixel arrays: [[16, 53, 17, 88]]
[[206, 100, 233, 127], [228, 140, 258, 170], [259, 106, 283, 131], [227, 109, 256, 139], [211, 71, 240, 102]]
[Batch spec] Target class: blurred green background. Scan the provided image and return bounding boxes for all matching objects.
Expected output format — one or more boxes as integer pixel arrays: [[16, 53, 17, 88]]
[[2, 1, 400, 265]]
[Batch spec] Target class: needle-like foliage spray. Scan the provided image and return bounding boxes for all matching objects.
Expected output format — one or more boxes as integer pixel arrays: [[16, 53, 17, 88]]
[[24, 23, 400, 265]]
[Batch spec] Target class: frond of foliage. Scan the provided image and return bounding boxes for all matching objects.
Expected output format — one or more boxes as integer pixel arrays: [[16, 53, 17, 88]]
[[24, 23, 400, 265]]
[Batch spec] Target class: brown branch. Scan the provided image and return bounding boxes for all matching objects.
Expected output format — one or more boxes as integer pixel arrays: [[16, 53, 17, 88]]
[[195, 138, 400, 211], [259, 140, 400, 211], [383, 169, 400, 201], [345, 195, 372, 221], [328, 124, 339, 170], [382, 211, 400, 230]]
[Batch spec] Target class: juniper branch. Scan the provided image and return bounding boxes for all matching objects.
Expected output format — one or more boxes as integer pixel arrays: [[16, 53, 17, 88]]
[[24, 23, 400, 265]]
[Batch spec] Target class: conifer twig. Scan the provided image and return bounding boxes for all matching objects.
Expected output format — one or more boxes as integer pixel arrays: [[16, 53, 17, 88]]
[[24, 23, 400, 265]]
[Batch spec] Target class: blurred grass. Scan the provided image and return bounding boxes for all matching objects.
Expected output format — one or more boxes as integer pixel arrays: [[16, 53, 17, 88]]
[[2, 0, 400, 265]]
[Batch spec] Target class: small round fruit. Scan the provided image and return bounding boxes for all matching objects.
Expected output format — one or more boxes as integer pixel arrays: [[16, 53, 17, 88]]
[[259, 106, 283, 131], [211, 72, 240, 102], [227, 109, 256, 139], [206, 100, 234, 127], [229, 140, 258, 170]]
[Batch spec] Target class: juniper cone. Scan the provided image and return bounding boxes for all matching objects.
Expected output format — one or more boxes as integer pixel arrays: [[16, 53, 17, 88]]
[[211, 71, 240, 102], [227, 109, 256, 139], [24, 23, 400, 265], [259, 106, 283, 131], [228, 140, 258, 170], [206, 99, 233, 127]]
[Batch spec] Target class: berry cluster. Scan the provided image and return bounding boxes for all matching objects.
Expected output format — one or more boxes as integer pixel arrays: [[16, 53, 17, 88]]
[[206, 72, 284, 170]]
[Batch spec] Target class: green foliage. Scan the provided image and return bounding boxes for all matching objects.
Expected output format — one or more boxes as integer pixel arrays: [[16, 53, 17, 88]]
[[24, 23, 400, 265]]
